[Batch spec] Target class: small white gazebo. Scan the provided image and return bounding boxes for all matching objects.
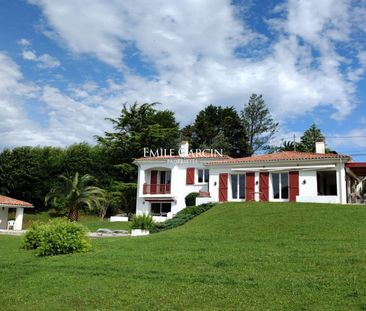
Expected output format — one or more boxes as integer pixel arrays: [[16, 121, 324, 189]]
[[0, 195, 33, 231]]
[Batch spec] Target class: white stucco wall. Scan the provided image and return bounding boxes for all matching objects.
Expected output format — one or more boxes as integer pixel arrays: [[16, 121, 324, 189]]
[[136, 159, 214, 216], [299, 170, 318, 197], [135, 158, 350, 217]]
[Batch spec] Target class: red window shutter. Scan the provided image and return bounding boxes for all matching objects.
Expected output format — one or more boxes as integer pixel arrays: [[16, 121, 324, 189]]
[[259, 172, 269, 201], [219, 173, 228, 202], [289, 171, 299, 202], [186, 168, 195, 185], [150, 170, 158, 194], [246, 172, 255, 201]]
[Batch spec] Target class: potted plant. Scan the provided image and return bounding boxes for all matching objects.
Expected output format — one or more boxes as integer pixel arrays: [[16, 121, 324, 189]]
[[130, 214, 155, 236]]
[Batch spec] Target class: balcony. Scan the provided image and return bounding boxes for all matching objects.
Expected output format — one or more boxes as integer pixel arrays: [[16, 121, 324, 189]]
[[143, 183, 171, 195]]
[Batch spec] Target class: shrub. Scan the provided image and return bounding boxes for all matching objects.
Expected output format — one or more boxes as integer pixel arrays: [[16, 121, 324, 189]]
[[22, 219, 91, 256], [151, 203, 215, 233], [185, 192, 199, 207], [130, 214, 155, 230], [22, 222, 43, 250]]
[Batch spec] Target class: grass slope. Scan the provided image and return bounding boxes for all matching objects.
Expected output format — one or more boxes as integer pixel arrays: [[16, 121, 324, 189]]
[[16, 210, 131, 231], [1, 202, 366, 310]]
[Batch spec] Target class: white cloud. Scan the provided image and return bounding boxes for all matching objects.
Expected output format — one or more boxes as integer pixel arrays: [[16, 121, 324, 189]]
[[17, 38, 31, 46], [328, 128, 366, 150], [0, 0, 362, 148], [19, 39, 60, 69], [27, 0, 363, 125], [0, 52, 44, 146], [36, 54, 60, 69], [22, 50, 60, 69], [22, 50, 37, 60], [0, 53, 112, 147]]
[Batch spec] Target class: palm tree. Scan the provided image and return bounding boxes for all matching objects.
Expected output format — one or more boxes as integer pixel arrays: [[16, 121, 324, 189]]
[[279, 140, 296, 151], [45, 173, 106, 221]]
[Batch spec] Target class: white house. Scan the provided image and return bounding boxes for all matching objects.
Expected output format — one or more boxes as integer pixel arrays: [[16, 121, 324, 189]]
[[134, 141, 366, 221]]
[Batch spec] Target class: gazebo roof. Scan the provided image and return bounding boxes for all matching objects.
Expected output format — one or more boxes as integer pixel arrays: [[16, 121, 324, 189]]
[[0, 195, 34, 208]]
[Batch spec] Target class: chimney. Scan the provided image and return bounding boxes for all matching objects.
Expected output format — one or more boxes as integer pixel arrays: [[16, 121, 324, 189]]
[[179, 141, 189, 157], [315, 140, 325, 154]]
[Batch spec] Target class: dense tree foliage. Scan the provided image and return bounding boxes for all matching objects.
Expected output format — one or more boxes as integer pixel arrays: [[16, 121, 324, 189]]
[[97, 102, 180, 158], [0, 144, 134, 213], [181, 105, 248, 157]]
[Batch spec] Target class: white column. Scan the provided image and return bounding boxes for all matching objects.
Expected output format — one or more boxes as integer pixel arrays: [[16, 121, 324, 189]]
[[14, 207, 24, 230], [0, 207, 8, 229], [340, 166, 347, 204], [254, 172, 260, 202], [336, 163, 347, 204]]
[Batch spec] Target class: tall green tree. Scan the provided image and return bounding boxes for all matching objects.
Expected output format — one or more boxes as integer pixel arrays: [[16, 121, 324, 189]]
[[181, 105, 247, 157], [97, 102, 180, 177], [298, 123, 325, 152], [241, 94, 278, 155], [45, 173, 106, 221]]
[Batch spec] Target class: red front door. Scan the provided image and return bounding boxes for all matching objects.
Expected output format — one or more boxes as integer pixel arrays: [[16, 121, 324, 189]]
[[246, 172, 255, 201], [219, 173, 228, 202], [259, 172, 269, 201], [289, 171, 299, 202]]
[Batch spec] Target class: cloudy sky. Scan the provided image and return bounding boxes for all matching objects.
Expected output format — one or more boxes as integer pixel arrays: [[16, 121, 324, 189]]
[[0, 0, 366, 159]]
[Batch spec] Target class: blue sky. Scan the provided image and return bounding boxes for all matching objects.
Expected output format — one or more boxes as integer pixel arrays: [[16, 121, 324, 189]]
[[0, 0, 365, 159]]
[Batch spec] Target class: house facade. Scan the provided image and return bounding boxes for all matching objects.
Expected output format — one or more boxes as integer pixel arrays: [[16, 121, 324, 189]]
[[134, 141, 365, 221]]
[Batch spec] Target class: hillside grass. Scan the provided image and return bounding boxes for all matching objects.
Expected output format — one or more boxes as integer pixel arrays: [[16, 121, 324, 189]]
[[10, 209, 131, 231], [1, 202, 366, 310]]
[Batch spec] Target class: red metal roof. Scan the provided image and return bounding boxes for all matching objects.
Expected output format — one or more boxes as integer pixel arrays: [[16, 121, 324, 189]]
[[346, 162, 366, 177], [0, 195, 33, 207], [206, 151, 350, 165]]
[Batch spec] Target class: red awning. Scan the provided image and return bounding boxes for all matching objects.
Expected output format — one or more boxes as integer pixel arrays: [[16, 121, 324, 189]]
[[346, 162, 366, 177]]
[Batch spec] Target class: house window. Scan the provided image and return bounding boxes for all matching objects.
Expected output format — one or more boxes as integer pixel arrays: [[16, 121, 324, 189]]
[[159, 171, 171, 184], [272, 173, 289, 200], [317, 171, 337, 195], [198, 169, 209, 183], [231, 174, 245, 199], [151, 202, 171, 216]]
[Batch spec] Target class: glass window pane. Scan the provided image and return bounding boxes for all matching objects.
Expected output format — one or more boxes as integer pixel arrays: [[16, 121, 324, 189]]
[[151, 203, 160, 215], [160, 171, 166, 184], [161, 203, 171, 215], [239, 175, 245, 199], [272, 173, 280, 199], [281, 173, 289, 199], [166, 171, 171, 184], [198, 169, 203, 183], [231, 174, 238, 199], [204, 169, 209, 183]]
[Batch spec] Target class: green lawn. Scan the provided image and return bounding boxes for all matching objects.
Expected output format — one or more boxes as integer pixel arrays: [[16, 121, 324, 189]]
[[1, 202, 366, 310], [16, 210, 131, 231]]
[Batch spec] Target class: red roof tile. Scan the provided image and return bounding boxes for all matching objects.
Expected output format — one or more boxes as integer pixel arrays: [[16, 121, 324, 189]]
[[0, 195, 33, 207], [136, 151, 231, 161], [206, 151, 350, 165]]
